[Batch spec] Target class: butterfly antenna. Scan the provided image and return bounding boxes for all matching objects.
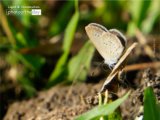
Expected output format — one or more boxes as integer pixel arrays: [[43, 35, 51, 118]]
[[91, 60, 104, 76]]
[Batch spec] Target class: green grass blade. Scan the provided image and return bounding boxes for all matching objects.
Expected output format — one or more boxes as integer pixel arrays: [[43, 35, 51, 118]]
[[62, 1, 79, 52], [49, 1, 74, 37], [17, 76, 36, 97], [47, 0, 79, 87], [127, 1, 151, 35], [106, 109, 122, 120], [144, 87, 160, 120], [75, 90, 131, 120], [141, 1, 160, 34], [7, 50, 45, 72], [67, 40, 95, 81]]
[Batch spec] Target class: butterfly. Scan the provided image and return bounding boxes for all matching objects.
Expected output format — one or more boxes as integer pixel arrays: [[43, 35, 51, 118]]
[[85, 23, 127, 69]]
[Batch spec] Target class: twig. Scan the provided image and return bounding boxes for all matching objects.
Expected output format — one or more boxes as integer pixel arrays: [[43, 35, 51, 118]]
[[124, 62, 160, 72]]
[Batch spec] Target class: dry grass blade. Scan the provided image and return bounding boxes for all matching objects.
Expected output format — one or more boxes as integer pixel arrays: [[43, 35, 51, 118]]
[[124, 62, 160, 72], [0, 4, 16, 45], [101, 42, 138, 92]]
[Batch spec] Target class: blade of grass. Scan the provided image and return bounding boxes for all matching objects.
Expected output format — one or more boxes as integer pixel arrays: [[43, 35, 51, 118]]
[[141, 1, 160, 34], [144, 87, 160, 120], [106, 109, 122, 120], [75, 90, 131, 120], [13, 1, 30, 27], [8, 50, 45, 72], [62, 0, 79, 52], [0, 4, 16, 45], [47, 0, 79, 88], [17, 76, 36, 97], [67, 40, 95, 81], [49, 1, 74, 36], [127, 1, 151, 35]]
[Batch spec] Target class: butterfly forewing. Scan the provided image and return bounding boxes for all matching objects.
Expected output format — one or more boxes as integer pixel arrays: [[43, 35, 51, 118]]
[[85, 25, 107, 59]]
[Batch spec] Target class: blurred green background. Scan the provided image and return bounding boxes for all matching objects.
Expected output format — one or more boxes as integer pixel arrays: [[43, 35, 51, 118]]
[[0, 0, 159, 118], [1, 0, 159, 96]]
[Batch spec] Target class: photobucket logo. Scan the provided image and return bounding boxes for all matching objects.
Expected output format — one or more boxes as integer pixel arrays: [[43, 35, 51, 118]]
[[6, 9, 41, 15]]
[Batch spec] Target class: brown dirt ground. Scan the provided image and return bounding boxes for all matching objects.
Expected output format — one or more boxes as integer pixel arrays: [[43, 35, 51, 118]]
[[1, 34, 160, 120]]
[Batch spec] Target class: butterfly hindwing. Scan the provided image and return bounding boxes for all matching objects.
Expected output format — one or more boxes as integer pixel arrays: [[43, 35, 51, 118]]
[[101, 32, 125, 64]]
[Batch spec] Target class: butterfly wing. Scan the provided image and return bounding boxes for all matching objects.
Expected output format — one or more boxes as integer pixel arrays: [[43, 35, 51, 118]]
[[85, 23, 108, 59], [101, 32, 125, 65], [109, 29, 127, 51]]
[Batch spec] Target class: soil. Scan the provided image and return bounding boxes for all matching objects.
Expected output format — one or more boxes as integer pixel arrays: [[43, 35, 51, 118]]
[[1, 34, 160, 120]]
